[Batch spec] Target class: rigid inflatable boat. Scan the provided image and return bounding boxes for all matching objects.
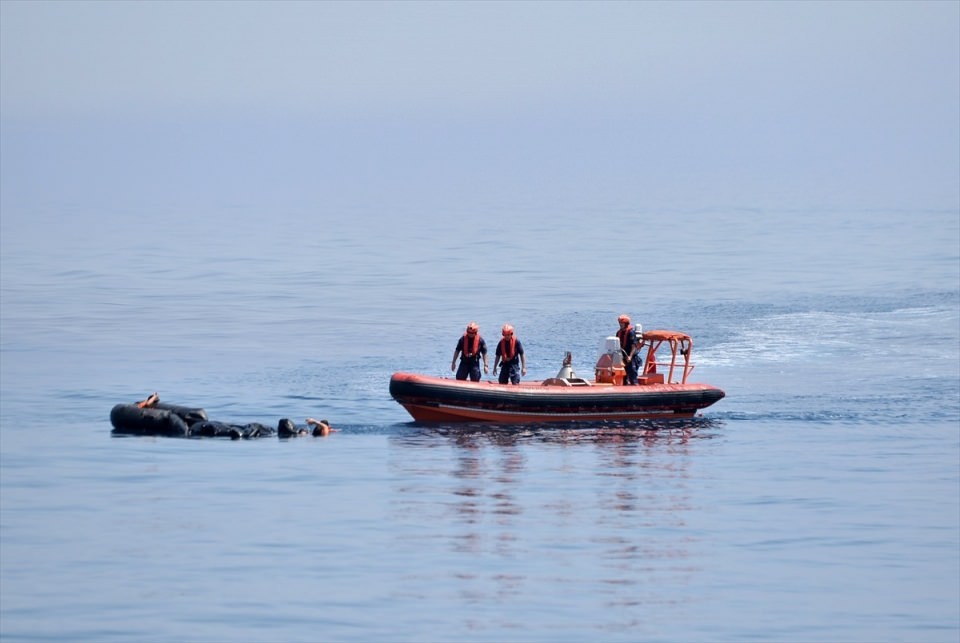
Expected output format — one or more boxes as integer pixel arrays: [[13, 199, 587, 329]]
[[390, 330, 725, 424]]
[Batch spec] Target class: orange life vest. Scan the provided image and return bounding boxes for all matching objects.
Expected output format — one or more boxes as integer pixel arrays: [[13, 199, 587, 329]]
[[499, 336, 517, 361], [463, 333, 480, 357], [617, 325, 635, 351]]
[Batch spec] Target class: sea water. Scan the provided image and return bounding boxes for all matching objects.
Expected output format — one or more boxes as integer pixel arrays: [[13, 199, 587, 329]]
[[1, 205, 958, 642]]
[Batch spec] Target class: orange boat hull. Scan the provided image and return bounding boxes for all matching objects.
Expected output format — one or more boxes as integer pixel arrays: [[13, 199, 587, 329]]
[[389, 372, 725, 424]]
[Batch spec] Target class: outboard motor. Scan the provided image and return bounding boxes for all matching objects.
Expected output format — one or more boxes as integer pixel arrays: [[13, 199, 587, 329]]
[[594, 336, 626, 385], [542, 352, 592, 387]]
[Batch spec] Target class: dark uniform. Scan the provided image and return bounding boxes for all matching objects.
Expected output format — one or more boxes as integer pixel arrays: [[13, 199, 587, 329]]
[[617, 320, 642, 385], [454, 333, 488, 381], [495, 337, 525, 384]]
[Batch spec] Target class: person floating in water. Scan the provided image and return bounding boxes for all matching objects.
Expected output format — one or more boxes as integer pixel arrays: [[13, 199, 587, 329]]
[[451, 321, 488, 381], [492, 323, 526, 384], [277, 418, 338, 438], [306, 418, 337, 437]]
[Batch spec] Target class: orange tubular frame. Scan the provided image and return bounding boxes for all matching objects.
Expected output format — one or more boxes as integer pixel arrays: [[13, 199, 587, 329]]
[[642, 330, 695, 384]]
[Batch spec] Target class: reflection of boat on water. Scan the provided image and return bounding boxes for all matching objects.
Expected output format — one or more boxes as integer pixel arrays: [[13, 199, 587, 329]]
[[385, 408, 706, 615], [394, 417, 723, 448], [390, 330, 725, 424]]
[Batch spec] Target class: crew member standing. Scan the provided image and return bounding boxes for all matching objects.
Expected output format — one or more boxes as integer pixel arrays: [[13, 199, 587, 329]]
[[617, 314, 643, 385], [451, 321, 489, 381], [492, 324, 526, 385]]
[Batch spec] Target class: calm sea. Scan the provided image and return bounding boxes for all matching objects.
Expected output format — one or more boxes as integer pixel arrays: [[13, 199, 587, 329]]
[[1, 205, 958, 642]]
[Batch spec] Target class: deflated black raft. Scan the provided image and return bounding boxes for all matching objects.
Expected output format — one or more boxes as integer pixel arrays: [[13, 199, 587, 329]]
[[110, 400, 332, 439]]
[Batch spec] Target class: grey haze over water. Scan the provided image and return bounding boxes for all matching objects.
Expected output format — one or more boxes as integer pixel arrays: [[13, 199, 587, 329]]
[[2, 1, 958, 214]]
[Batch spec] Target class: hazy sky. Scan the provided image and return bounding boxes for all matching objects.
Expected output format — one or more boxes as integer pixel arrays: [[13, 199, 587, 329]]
[[1, 0, 958, 211]]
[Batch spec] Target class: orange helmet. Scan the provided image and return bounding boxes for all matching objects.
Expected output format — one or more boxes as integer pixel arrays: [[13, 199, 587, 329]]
[[501, 324, 514, 336], [466, 322, 479, 335], [618, 314, 631, 324]]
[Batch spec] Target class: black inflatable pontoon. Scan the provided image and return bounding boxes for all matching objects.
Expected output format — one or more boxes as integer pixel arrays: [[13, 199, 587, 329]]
[[110, 396, 331, 440]]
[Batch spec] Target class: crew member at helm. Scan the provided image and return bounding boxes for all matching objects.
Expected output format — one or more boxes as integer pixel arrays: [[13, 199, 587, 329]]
[[451, 321, 489, 381], [492, 324, 527, 385], [617, 313, 643, 385]]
